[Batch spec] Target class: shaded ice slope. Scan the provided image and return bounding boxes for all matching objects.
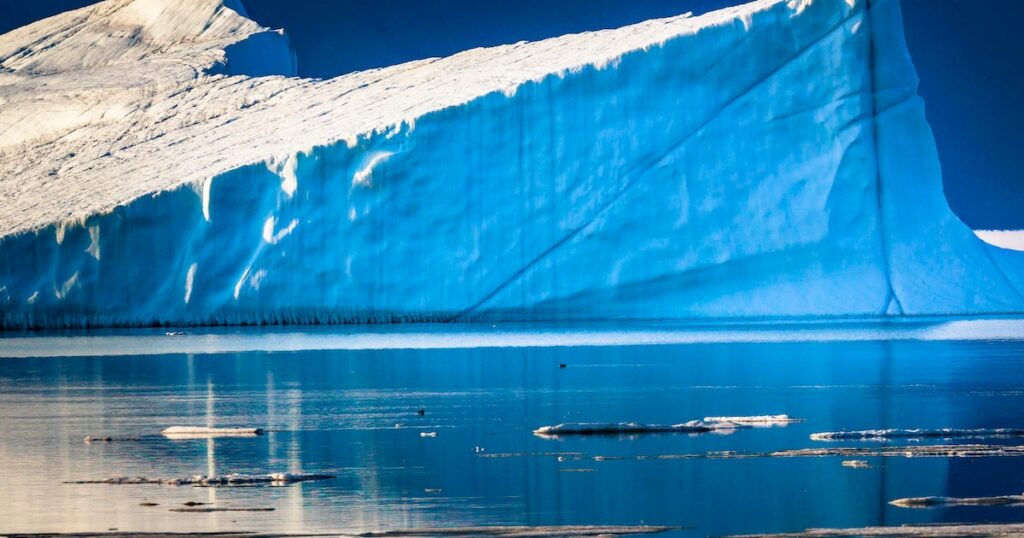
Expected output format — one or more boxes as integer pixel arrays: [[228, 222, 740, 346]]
[[0, 0, 1021, 328]]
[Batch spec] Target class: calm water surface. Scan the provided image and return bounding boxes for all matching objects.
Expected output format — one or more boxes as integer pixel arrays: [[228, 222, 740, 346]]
[[2, 320, 1024, 536]]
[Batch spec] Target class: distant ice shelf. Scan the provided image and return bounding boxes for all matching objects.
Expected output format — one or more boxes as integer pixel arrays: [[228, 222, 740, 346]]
[[3, 318, 1024, 359], [0, 0, 1022, 328], [975, 230, 1024, 252]]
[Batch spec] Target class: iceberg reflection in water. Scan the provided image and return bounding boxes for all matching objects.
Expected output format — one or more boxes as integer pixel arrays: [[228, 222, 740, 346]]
[[3, 320, 1024, 535]]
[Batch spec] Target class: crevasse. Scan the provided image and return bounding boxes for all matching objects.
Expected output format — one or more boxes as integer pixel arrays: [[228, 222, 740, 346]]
[[0, 0, 1021, 329]]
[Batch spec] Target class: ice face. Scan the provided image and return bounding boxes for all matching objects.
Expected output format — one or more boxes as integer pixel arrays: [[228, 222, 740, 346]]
[[0, 0, 1021, 329]]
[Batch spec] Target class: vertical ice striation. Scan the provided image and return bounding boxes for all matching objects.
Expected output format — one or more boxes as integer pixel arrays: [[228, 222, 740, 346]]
[[0, 0, 1021, 328]]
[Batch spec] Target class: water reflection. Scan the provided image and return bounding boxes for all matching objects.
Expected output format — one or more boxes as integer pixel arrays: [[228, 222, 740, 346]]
[[1, 337, 1023, 535]]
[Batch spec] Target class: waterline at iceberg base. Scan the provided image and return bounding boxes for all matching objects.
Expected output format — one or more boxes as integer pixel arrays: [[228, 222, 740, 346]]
[[1, 0, 1022, 329]]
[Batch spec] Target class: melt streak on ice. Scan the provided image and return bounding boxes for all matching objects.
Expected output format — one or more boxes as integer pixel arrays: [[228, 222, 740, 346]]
[[1, 0, 1022, 328]]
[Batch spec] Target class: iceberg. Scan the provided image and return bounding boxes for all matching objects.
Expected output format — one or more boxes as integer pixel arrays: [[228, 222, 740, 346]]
[[1, 0, 1022, 329]]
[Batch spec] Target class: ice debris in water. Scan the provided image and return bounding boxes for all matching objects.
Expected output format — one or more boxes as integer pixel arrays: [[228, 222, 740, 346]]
[[354, 525, 673, 536], [533, 420, 747, 437], [161, 426, 264, 438], [484, 445, 1024, 461], [723, 522, 1024, 537], [841, 460, 871, 469], [84, 435, 139, 443], [65, 472, 334, 486], [890, 494, 1024, 508], [170, 507, 276, 512], [534, 416, 797, 436], [420, 431, 438, 438], [811, 428, 1024, 441]]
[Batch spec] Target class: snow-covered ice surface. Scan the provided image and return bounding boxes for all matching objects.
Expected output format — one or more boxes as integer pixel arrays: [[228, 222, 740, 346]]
[[975, 230, 1024, 252], [1, 0, 1023, 328]]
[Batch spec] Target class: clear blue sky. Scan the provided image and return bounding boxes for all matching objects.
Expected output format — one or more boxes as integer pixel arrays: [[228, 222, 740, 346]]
[[2, 0, 1020, 229]]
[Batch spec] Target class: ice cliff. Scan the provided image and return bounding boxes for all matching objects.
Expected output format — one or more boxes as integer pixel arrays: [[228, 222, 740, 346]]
[[0, 0, 1022, 328]]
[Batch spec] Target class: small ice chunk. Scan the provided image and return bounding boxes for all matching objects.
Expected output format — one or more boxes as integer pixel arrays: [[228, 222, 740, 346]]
[[841, 460, 871, 469], [161, 426, 263, 439], [65, 476, 163, 485], [420, 431, 438, 438], [266, 472, 334, 483], [890, 494, 1024, 508], [84, 435, 139, 443]]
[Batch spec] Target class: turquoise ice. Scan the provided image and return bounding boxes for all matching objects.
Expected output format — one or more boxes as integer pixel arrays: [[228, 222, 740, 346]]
[[0, 0, 1021, 328]]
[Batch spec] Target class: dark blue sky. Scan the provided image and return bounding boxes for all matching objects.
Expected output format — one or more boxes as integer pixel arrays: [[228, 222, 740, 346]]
[[2, 0, 1020, 229]]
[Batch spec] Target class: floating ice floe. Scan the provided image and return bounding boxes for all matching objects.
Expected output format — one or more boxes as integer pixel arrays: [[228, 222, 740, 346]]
[[355, 525, 673, 537], [841, 460, 871, 469], [889, 494, 1024, 509], [534, 416, 797, 437], [810, 428, 1024, 441], [66, 472, 334, 486], [725, 522, 1024, 537], [169, 506, 276, 512], [481, 444, 1024, 461], [703, 415, 802, 426], [533, 420, 745, 437], [420, 431, 438, 438], [161, 426, 264, 439]]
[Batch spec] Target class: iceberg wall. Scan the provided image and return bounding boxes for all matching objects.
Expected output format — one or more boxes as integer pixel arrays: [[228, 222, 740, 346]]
[[0, 0, 1021, 328]]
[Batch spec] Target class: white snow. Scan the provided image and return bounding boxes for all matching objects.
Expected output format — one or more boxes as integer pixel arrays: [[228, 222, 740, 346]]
[[353, 151, 395, 187], [975, 230, 1024, 252], [0, 0, 763, 237]]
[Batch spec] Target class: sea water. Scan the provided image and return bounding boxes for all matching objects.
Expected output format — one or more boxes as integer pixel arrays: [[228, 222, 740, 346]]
[[1, 319, 1024, 536]]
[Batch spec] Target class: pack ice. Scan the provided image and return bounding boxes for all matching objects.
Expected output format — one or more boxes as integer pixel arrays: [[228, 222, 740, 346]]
[[0, 0, 1022, 328]]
